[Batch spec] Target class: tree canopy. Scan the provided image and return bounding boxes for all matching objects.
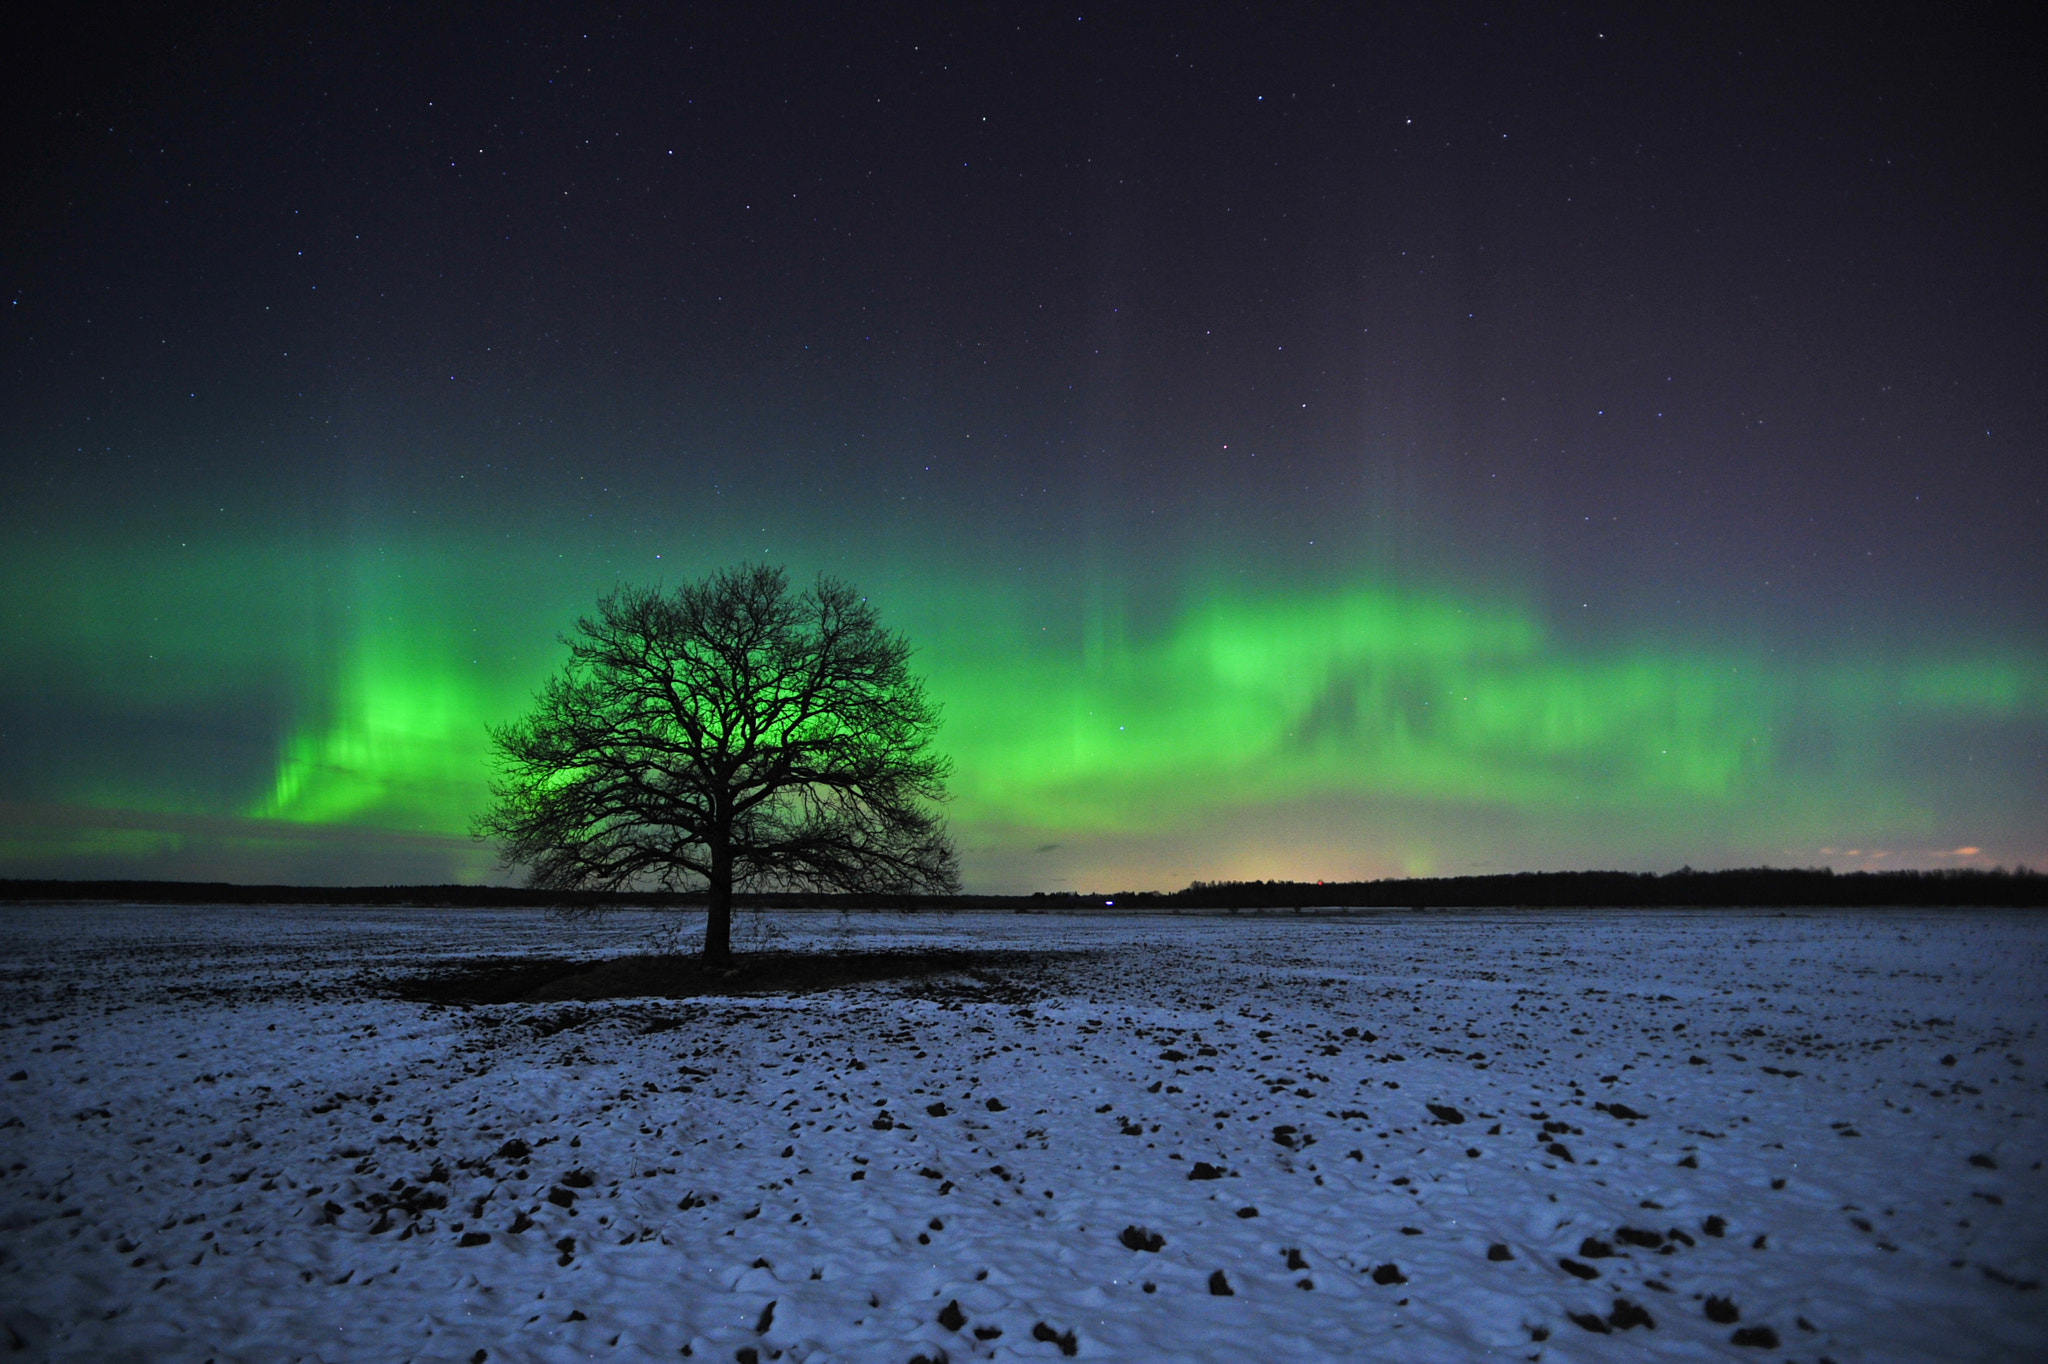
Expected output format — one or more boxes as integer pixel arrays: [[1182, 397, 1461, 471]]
[[476, 564, 958, 958]]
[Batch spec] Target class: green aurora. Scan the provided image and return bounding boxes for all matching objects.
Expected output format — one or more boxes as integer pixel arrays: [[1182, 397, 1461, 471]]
[[4, 532, 2040, 889], [7, 4, 2044, 893]]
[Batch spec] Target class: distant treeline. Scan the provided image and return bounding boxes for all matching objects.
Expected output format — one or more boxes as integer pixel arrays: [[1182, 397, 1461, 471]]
[[0, 880, 696, 908], [1, 865, 2042, 909], [0, 879, 1010, 910], [1044, 865, 2046, 909]]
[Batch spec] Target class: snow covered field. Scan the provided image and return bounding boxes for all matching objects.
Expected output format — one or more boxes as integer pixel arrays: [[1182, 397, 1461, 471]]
[[1, 903, 2043, 1363]]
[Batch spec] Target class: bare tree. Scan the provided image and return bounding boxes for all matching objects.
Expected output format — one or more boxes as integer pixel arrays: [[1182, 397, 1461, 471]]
[[476, 564, 959, 960]]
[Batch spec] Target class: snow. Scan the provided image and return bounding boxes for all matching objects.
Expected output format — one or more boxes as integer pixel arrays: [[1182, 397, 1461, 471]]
[[2, 903, 2044, 1363]]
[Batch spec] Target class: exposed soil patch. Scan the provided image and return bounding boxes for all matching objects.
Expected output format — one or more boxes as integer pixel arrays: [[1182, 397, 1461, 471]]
[[382, 947, 1081, 1005]]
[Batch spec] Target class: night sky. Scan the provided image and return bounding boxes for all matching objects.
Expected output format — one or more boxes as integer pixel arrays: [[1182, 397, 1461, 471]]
[[4, 5, 2042, 890]]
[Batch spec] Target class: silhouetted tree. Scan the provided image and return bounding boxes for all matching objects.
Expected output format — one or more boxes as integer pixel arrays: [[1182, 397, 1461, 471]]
[[476, 564, 958, 960]]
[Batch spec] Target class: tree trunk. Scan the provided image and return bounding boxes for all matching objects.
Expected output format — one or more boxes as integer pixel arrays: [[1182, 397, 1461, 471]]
[[703, 841, 733, 963]]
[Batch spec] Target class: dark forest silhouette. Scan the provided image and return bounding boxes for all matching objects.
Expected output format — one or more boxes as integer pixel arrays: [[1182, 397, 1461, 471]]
[[6, 865, 2041, 909]]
